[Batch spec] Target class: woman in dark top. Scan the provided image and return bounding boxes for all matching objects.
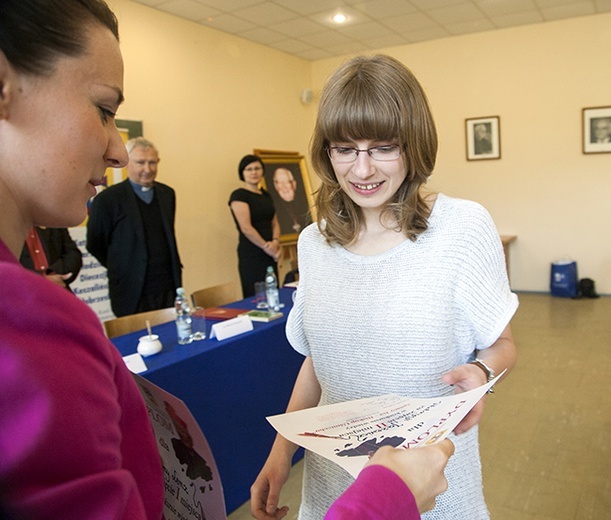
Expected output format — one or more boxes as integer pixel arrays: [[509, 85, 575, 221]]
[[229, 155, 281, 297]]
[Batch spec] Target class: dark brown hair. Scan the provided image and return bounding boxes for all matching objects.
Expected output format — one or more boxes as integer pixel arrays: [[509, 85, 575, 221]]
[[0, 0, 119, 76], [238, 154, 264, 181]]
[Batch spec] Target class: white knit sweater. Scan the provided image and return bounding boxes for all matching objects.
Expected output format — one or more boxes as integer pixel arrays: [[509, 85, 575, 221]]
[[287, 193, 519, 520]]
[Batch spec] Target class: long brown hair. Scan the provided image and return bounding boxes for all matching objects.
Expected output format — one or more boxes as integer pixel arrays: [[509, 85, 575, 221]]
[[311, 55, 438, 246]]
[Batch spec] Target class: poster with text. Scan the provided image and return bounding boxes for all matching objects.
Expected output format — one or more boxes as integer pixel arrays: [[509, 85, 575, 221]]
[[68, 225, 115, 322], [133, 374, 227, 520]]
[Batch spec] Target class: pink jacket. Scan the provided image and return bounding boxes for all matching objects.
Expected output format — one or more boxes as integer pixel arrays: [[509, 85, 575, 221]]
[[0, 239, 164, 519], [325, 465, 420, 520]]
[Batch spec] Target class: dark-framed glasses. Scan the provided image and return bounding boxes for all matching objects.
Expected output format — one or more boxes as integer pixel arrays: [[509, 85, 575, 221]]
[[327, 145, 401, 163]]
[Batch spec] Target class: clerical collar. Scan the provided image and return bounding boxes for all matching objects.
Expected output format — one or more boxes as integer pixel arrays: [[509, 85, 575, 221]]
[[129, 179, 155, 203]]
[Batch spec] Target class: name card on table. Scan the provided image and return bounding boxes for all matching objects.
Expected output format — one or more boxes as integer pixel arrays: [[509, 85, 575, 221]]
[[210, 315, 253, 341]]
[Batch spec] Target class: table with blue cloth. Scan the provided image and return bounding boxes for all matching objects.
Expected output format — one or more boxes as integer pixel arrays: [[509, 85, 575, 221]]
[[110, 287, 304, 514]]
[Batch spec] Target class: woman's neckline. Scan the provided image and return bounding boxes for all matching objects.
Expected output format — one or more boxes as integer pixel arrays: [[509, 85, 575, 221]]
[[342, 192, 443, 258], [242, 185, 262, 195]]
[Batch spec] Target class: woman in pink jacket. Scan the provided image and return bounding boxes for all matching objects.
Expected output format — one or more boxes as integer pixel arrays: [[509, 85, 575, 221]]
[[0, 1, 164, 518], [0, 2, 452, 518]]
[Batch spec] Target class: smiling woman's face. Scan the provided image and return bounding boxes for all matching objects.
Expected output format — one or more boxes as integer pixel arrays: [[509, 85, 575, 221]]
[[242, 161, 264, 186], [329, 139, 407, 216], [2, 23, 127, 230]]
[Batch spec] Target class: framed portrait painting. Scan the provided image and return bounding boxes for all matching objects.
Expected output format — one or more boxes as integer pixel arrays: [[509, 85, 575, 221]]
[[254, 150, 315, 243], [582, 106, 611, 154], [110, 119, 143, 185], [465, 116, 501, 161]]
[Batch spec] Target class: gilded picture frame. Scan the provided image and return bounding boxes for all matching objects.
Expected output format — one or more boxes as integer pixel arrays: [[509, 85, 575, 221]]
[[254, 149, 315, 243]]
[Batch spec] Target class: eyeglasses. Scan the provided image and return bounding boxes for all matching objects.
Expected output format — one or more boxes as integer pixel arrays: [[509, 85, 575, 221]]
[[327, 145, 401, 163]]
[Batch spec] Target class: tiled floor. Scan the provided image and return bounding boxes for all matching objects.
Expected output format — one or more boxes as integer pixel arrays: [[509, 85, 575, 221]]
[[229, 293, 611, 519]]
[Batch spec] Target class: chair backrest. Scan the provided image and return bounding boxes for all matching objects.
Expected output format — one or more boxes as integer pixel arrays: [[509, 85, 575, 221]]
[[191, 282, 237, 309], [282, 268, 299, 286], [103, 307, 176, 339]]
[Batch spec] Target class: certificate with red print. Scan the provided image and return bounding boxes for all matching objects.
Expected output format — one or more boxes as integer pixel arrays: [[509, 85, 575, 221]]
[[268, 372, 504, 478]]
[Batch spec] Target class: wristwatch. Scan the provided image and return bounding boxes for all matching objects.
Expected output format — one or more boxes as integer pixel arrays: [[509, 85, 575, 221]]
[[470, 358, 495, 393]]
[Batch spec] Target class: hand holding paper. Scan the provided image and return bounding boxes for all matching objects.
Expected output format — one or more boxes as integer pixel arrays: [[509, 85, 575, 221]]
[[441, 362, 496, 434], [267, 372, 505, 478]]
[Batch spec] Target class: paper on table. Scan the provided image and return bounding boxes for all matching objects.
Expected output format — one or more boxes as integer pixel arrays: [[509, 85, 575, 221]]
[[122, 353, 148, 374], [267, 371, 505, 478]]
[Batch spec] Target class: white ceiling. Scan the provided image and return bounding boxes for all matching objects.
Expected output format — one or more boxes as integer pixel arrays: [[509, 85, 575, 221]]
[[132, 0, 611, 60]]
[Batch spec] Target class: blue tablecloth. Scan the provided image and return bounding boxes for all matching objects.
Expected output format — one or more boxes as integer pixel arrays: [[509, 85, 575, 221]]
[[111, 288, 304, 514]]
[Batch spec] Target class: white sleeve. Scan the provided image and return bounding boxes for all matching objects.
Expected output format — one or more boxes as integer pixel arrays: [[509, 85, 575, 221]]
[[285, 225, 315, 357], [453, 203, 519, 353]]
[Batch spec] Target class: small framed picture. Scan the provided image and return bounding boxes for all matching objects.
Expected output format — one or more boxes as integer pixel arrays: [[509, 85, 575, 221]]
[[465, 116, 501, 161], [582, 106, 611, 154]]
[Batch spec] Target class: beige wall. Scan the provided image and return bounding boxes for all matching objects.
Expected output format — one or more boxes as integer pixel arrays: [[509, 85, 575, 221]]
[[108, 0, 314, 297], [313, 13, 611, 294], [112, 0, 611, 296]]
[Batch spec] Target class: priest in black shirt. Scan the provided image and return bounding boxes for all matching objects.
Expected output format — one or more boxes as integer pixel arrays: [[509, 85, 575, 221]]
[[87, 137, 182, 317]]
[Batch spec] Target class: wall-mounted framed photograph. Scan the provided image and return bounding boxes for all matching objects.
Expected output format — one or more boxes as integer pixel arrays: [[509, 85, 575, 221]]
[[582, 106, 611, 154], [465, 116, 501, 161]]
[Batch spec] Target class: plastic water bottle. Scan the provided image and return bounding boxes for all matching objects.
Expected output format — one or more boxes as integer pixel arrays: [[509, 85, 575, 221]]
[[174, 287, 193, 345], [265, 266, 280, 312]]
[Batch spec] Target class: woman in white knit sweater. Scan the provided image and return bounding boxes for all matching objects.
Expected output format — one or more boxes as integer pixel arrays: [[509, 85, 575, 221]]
[[251, 54, 518, 520]]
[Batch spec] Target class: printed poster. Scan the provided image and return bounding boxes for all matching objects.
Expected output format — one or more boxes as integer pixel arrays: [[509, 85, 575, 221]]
[[133, 374, 227, 520], [68, 225, 115, 322]]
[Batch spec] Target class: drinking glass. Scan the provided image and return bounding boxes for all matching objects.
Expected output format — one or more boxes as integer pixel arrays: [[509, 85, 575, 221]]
[[254, 282, 268, 309], [191, 307, 207, 340]]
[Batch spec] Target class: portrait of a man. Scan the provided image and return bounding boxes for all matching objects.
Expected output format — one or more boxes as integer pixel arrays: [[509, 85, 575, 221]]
[[583, 107, 611, 154], [473, 123, 492, 155], [590, 117, 611, 144], [466, 116, 500, 160], [262, 158, 313, 239]]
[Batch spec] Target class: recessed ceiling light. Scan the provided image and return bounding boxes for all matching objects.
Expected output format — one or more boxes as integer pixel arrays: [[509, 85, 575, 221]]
[[333, 13, 347, 24]]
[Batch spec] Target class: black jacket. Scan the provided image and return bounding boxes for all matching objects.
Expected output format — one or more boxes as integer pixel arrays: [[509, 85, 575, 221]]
[[20, 227, 82, 287], [86, 180, 182, 317]]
